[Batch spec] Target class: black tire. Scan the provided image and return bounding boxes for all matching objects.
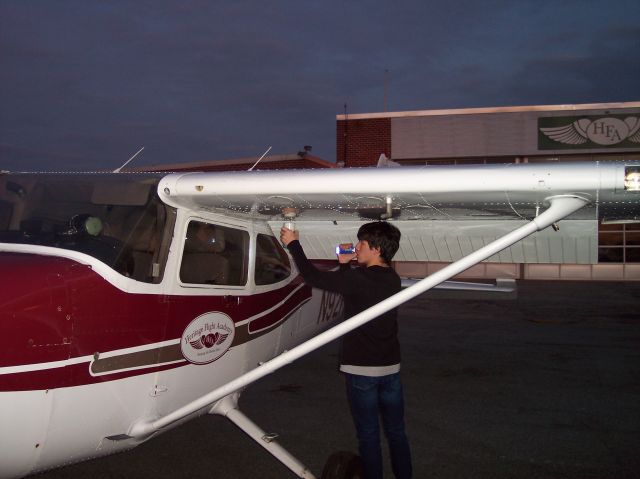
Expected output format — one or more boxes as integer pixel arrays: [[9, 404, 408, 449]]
[[321, 451, 364, 479]]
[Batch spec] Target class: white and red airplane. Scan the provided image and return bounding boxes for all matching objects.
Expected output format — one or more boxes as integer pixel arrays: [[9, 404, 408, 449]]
[[1, 161, 639, 478]]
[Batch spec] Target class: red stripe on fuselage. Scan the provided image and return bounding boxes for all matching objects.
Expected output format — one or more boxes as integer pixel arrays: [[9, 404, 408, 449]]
[[0, 253, 311, 391], [0, 359, 184, 391], [248, 285, 310, 333]]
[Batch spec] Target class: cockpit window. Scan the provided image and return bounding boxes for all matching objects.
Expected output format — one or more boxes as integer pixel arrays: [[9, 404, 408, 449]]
[[0, 173, 175, 283], [180, 220, 249, 286], [255, 233, 291, 285]]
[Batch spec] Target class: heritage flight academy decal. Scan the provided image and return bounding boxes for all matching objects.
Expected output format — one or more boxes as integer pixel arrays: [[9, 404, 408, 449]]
[[538, 115, 640, 149], [181, 312, 235, 365]]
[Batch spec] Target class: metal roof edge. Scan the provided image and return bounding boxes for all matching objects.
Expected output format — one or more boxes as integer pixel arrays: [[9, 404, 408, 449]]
[[336, 101, 640, 121]]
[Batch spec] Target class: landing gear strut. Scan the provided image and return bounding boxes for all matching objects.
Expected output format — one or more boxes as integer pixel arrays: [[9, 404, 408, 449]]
[[210, 394, 316, 478]]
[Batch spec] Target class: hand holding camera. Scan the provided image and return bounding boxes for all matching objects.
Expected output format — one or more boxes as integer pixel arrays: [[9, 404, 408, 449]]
[[336, 243, 357, 263]]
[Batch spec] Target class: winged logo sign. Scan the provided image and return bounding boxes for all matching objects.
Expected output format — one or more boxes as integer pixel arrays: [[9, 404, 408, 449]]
[[539, 115, 640, 149], [189, 332, 229, 349], [181, 312, 235, 364]]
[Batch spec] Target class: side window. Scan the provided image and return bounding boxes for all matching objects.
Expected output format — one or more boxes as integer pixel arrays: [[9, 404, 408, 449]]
[[104, 198, 173, 283], [180, 220, 249, 286], [255, 234, 291, 285]]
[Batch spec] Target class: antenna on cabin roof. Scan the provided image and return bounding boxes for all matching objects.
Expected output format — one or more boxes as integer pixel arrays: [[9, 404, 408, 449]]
[[384, 69, 389, 112], [248, 146, 272, 171], [113, 146, 145, 173]]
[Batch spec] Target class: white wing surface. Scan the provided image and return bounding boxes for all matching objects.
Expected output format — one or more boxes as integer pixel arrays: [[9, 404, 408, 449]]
[[158, 161, 640, 263], [158, 162, 637, 221]]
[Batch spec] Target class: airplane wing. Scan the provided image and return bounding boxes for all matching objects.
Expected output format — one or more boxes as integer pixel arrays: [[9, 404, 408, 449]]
[[157, 161, 640, 264], [125, 161, 640, 445]]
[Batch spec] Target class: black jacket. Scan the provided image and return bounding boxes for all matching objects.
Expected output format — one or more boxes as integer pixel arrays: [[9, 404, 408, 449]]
[[287, 240, 401, 367]]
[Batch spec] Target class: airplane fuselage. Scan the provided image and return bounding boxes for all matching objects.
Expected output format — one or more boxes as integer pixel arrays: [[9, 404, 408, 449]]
[[0, 173, 342, 478]]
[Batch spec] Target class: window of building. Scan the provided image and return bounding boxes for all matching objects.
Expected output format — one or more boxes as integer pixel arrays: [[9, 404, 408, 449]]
[[180, 220, 249, 286], [254, 233, 291, 285], [598, 222, 640, 263]]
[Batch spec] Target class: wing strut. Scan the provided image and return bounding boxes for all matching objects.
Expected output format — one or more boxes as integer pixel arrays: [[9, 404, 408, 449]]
[[125, 195, 587, 440]]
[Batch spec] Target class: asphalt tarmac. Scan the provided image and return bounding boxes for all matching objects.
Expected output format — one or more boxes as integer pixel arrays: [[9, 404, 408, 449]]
[[36, 281, 640, 479]]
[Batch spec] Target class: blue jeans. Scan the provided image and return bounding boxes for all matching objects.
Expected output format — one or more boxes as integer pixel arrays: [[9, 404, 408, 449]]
[[345, 373, 412, 479]]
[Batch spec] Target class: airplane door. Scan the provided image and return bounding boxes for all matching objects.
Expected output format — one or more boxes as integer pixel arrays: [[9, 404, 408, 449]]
[[152, 219, 251, 416]]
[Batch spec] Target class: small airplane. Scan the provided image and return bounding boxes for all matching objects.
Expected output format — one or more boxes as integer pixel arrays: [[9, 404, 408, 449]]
[[1, 161, 639, 478]]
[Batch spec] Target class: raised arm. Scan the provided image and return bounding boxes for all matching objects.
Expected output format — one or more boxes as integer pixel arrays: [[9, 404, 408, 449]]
[[281, 227, 355, 293]]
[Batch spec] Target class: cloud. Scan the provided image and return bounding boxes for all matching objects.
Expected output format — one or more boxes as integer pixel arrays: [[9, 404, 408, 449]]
[[506, 23, 640, 105], [1, 0, 638, 171]]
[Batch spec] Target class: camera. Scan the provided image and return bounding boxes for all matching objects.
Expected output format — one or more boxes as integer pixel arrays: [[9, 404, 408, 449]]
[[335, 243, 355, 255]]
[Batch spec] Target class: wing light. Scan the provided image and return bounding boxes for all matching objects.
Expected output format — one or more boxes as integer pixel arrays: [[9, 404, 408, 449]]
[[625, 166, 640, 191]]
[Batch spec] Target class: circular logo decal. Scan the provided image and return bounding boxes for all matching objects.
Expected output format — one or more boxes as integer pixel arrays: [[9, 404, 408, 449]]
[[181, 312, 235, 365], [585, 118, 629, 145]]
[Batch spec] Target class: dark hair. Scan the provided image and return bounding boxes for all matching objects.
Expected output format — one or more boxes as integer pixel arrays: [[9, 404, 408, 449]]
[[357, 221, 401, 265]]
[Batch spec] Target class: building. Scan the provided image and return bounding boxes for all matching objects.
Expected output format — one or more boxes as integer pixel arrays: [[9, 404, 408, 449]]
[[134, 150, 335, 172], [337, 102, 640, 280]]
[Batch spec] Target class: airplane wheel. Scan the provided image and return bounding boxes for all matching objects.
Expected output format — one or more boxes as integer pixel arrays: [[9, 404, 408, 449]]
[[320, 451, 363, 479]]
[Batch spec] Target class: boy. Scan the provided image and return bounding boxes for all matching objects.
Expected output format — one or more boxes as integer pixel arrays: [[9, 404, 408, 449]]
[[280, 221, 411, 479]]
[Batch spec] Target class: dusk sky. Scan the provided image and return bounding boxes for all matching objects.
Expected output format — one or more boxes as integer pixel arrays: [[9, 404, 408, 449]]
[[1, 0, 639, 171]]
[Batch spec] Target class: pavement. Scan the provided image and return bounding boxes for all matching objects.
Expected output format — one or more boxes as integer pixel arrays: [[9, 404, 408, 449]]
[[36, 281, 640, 478]]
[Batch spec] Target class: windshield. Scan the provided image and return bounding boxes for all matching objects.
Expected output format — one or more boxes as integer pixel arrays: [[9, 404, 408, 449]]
[[0, 173, 175, 283]]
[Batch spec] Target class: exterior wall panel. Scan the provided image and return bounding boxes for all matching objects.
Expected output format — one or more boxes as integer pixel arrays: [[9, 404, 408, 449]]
[[390, 106, 640, 160]]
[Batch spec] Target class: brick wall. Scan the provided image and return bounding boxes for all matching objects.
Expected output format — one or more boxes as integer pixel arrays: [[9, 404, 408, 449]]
[[337, 118, 391, 167], [134, 155, 335, 172], [166, 158, 323, 172]]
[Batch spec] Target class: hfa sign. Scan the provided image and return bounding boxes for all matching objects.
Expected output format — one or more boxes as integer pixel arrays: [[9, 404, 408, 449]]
[[538, 115, 640, 150]]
